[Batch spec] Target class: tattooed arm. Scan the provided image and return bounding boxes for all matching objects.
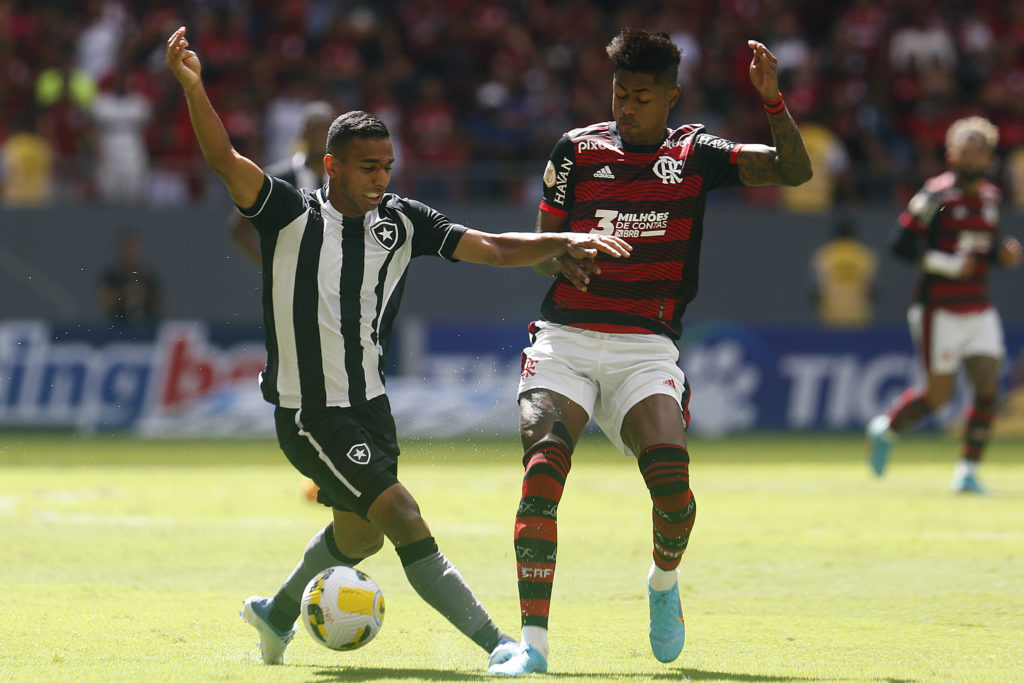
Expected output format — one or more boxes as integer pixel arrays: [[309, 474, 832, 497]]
[[736, 40, 812, 187]]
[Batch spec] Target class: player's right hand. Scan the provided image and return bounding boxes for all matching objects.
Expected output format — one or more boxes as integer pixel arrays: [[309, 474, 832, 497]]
[[560, 234, 631, 291], [563, 234, 632, 261], [557, 254, 601, 292], [166, 27, 202, 89]]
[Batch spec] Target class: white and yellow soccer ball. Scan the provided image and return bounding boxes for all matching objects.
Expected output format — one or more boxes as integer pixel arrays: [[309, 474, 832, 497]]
[[300, 566, 385, 651]]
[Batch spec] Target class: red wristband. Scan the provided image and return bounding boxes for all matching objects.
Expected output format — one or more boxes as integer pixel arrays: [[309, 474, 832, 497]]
[[762, 93, 786, 117]]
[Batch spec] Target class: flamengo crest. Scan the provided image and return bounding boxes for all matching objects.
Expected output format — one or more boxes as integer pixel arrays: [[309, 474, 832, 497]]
[[653, 156, 683, 184]]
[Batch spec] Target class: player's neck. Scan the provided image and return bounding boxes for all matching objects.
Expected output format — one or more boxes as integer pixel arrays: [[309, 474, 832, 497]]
[[621, 130, 667, 147], [956, 179, 982, 194], [953, 171, 985, 194]]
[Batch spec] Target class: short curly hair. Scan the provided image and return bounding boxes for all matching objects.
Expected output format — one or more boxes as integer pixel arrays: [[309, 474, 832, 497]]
[[606, 28, 681, 86]]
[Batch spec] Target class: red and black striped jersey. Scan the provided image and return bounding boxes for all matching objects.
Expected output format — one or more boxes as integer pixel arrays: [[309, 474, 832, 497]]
[[537, 121, 743, 339], [894, 171, 1001, 312]]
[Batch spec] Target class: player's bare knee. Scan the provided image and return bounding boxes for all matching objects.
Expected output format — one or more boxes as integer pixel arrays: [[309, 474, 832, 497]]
[[520, 420, 569, 450], [367, 486, 429, 544], [974, 390, 998, 405], [358, 535, 386, 558], [924, 386, 954, 409], [522, 420, 575, 468], [335, 532, 385, 559]]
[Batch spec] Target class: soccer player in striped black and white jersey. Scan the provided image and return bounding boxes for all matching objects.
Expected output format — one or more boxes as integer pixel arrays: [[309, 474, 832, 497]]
[[866, 116, 1022, 493], [165, 26, 631, 670], [491, 28, 812, 675]]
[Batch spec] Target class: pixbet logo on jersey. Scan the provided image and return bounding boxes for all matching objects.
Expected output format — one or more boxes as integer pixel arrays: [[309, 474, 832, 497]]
[[593, 209, 670, 237]]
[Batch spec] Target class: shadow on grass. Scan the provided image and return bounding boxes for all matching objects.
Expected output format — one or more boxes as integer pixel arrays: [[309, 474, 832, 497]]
[[302, 666, 916, 681], [305, 667, 486, 681], [679, 671, 915, 683]]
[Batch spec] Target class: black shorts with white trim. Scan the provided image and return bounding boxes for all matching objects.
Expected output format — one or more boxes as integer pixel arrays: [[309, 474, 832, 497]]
[[274, 394, 400, 518]]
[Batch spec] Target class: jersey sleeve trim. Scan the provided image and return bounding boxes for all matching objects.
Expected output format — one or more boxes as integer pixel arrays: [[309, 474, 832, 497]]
[[898, 210, 928, 235], [438, 224, 468, 260], [539, 200, 569, 218], [237, 175, 273, 218], [730, 143, 744, 164]]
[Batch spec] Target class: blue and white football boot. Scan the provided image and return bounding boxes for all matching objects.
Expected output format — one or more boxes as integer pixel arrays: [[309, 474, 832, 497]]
[[241, 596, 295, 665], [649, 582, 685, 663], [866, 414, 895, 477], [488, 643, 548, 676]]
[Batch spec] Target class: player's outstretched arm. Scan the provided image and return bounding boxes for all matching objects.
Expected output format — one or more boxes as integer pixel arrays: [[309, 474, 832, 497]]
[[452, 229, 631, 269], [166, 26, 264, 209], [735, 40, 812, 187]]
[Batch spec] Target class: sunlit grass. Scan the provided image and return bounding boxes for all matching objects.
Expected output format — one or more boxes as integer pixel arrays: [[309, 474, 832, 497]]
[[1, 432, 1021, 681]]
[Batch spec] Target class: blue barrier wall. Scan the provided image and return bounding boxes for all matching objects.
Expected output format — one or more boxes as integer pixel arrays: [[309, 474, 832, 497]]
[[3, 319, 1022, 437]]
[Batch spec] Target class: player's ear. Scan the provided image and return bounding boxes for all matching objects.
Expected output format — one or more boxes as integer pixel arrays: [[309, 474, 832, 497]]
[[667, 84, 680, 109], [324, 153, 337, 177]]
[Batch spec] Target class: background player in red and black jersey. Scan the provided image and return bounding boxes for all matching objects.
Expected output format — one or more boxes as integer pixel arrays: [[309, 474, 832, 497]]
[[867, 116, 1022, 494], [490, 28, 811, 675]]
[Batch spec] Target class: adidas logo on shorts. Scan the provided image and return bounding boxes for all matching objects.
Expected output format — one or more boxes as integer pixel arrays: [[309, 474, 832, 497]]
[[593, 165, 615, 179]]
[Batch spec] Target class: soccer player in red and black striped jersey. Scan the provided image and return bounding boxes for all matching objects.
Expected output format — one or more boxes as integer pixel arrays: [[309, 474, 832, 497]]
[[866, 116, 1022, 494], [490, 29, 811, 675]]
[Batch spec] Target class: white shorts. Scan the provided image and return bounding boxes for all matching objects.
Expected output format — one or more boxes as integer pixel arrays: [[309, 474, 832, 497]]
[[908, 304, 1006, 375], [517, 321, 689, 457]]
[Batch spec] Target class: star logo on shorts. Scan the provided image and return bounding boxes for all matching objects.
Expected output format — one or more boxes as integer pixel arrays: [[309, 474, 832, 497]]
[[347, 443, 371, 465]]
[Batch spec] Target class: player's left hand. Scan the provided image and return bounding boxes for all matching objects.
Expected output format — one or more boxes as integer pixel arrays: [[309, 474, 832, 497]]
[[998, 236, 1022, 268], [747, 40, 780, 101]]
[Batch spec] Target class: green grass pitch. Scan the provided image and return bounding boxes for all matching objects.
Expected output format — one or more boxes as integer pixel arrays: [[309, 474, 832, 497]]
[[1, 432, 1022, 681]]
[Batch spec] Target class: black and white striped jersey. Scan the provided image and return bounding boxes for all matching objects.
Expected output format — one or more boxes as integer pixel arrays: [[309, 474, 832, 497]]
[[239, 175, 467, 409]]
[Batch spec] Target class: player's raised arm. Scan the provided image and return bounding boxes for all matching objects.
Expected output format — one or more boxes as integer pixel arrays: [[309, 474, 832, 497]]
[[997, 236, 1022, 269], [452, 229, 631, 269], [165, 26, 264, 209], [735, 40, 813, 187]]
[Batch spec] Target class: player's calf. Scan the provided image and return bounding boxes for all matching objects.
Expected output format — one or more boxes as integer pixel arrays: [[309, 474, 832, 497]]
[[637, 445, 692, 662]]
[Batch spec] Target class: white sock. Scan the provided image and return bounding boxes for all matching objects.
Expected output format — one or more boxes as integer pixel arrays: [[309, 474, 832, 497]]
[[869, 414, 896, 441], [954, 459, 979, 477], [521, 625, 548, 658], [648, 562, 678, 592]]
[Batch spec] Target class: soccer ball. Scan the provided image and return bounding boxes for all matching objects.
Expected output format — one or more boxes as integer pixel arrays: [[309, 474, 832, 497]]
[[300, 566, 385, 651]]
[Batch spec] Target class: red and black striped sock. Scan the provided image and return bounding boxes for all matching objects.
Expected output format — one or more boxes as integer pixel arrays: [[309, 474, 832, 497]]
[[962, 396, 997, 462], [513, 439, 571, 630], [889, 388, 932, 432], [638, 445, 696, 571]]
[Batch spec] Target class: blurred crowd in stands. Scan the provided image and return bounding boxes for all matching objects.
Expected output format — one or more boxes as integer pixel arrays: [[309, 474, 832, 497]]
[[3, 0, 1024, 210]]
